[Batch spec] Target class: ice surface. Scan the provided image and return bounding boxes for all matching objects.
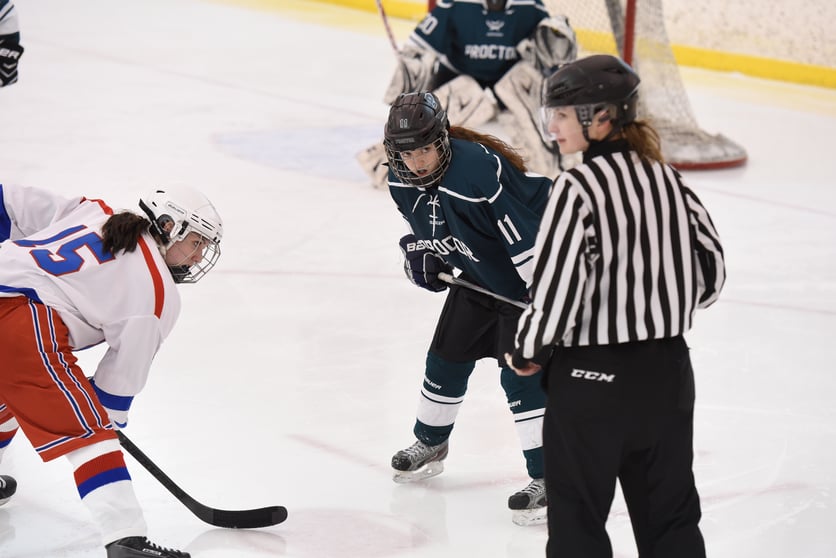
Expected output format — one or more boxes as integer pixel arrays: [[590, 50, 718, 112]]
[[1, 1, 834, 556]]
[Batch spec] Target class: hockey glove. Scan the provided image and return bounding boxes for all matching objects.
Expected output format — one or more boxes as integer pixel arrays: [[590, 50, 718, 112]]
[[516, 16, 577, 76], [383, 44, 439, 105], [399, 234, 452, 292], [0, 34, 24, 87]]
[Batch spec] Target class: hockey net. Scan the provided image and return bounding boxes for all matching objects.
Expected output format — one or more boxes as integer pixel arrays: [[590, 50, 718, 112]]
[[429, 0, 747, 170]]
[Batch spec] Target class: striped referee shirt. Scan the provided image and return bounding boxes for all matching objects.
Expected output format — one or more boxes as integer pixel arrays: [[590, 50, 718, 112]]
[[513, 140, 725, 362]]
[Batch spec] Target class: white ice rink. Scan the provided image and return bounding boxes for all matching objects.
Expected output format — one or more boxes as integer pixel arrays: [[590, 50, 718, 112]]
[[1, 0, 835, 556]]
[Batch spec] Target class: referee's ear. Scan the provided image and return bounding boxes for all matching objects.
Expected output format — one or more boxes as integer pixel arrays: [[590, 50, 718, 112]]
[[588, 110, 615, 141]]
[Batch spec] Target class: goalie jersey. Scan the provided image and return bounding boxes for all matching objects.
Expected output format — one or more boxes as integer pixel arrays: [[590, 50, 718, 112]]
[[410, 0, 550, 88], [388, 138, 552, 301]]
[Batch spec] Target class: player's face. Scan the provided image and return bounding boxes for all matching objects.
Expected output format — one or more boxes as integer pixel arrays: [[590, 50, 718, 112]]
[[400, 144, 441, 178], [165, 231, 211, 268], [546, 107, 589, 154]]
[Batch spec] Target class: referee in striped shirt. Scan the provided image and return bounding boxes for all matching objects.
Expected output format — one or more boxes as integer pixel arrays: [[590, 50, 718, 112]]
[[506, 55, 725, 558]]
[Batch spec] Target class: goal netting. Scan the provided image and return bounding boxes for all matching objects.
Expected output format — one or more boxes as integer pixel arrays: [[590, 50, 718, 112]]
[[429, 0, 748, 170], [547, 0, 746, 169]]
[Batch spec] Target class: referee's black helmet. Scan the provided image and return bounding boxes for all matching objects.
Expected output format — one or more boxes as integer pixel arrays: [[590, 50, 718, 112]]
[[542, 54, 640, 129]]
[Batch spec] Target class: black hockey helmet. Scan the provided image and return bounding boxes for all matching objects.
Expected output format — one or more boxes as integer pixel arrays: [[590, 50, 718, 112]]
[[542, 54, 640, 135], [383, 91, 452, 188]]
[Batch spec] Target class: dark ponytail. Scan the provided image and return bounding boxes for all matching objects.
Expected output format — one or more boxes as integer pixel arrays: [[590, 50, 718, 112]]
[[449, 126, 528, 172], [101, 212, 153, 255]]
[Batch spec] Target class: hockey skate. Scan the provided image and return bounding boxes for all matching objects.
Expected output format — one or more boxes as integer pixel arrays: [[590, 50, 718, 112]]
[[508, 478, 547, 526], [105, 536, 190, 558], [391, 440, 449, 483], [0, 475, 16, 506]]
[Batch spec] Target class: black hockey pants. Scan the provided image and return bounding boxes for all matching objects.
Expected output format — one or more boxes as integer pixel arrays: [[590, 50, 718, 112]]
[[542, 336, 706, 558]]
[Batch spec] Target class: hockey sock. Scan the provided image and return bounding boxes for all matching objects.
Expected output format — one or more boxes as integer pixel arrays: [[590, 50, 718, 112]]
[[67, 439, 147, 544], [0, 406, 19, 462]]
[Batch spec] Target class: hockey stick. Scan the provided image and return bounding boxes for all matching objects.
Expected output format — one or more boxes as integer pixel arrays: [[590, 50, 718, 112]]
[[375, 0, 422, 95], [438, 272, 528, 310], [116, 430, 287, 529], [374, 0, 400, 55]]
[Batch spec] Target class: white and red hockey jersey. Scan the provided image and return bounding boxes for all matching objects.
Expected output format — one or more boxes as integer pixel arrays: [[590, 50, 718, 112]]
[[0, 183, 181, 418]]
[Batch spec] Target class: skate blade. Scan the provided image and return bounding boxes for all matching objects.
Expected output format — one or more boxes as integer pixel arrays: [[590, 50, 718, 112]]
[[512, 507, 547, 526], [392, 460, 445, 484]]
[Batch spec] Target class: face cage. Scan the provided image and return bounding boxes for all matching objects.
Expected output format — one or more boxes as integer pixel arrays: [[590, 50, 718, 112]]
[[169, 241, 221, 284], [385, 134, 452, 188]]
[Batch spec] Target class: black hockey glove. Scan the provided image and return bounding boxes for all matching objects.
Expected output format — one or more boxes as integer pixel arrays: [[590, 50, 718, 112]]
[[0, 34, 24, 87], [399, 234, 452, 292]]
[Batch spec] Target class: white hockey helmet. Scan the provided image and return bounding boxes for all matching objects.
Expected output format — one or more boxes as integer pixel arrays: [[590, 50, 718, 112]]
[[139, 185, 223, 284]]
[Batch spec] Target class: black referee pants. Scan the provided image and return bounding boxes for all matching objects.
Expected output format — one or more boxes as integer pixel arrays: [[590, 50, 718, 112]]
[[543, 336, 705, 558]]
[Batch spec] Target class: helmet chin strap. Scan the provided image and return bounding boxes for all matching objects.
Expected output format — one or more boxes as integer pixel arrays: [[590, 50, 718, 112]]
[[168, 265, 191, 283]]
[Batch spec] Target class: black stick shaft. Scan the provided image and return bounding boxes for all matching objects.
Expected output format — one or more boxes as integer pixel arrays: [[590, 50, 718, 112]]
[[438, 272, 528, 310], [116, 430, 287, 529]]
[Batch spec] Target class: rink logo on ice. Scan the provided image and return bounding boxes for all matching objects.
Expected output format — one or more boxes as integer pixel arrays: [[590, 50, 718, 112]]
[[571, 368, 615, 383]]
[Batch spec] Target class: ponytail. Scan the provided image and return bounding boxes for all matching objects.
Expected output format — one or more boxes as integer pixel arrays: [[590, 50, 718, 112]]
[[449, 126, 528, 172], [622, 120, 664, 163], [101, 212, 153, 255]]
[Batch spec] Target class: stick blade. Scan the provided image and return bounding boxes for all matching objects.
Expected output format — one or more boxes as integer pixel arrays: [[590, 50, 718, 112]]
[[195, 505, 289, 529]]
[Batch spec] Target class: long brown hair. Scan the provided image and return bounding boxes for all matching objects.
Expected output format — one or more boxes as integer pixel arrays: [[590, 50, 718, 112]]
[[101, 212, 154, 255], [449, 126, 528, 172], [621, 119, 664, 163]]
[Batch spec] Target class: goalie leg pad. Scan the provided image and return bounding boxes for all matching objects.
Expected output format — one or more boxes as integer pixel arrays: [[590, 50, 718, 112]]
[[433, 75, 498, 128], [494, 61, 566, 177], [355, 142, 389, 189]]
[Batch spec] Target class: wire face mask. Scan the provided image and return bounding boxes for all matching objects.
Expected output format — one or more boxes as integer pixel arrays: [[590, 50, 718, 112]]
[[139, 186, 224, 284], [384, 91, 452, 189], [165, 235, 221, 284]]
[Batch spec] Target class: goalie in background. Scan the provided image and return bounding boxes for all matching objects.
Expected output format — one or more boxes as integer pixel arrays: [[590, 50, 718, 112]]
[[0, 0, 24, 87], [384, 91, 555, 526], [357, 0, 577, 188], [0, 183, 223, 558]]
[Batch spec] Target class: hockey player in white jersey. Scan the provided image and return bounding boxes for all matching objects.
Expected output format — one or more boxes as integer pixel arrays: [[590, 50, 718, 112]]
[[357, 0, 577, 186], [0, 183, 223, 558]]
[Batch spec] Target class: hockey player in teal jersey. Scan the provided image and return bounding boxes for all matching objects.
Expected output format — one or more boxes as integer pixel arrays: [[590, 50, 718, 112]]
[[358, 0, 577, 185], [384, 91, 553, 526]]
